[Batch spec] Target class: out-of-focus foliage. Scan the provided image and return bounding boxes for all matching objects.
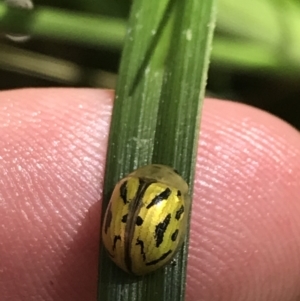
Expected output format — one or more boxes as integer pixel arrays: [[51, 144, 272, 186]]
[[0, 0, 299, 128]]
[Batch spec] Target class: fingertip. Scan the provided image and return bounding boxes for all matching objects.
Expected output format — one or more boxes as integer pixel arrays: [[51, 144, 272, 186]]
[[187, 99, 300, 301], [0, 88, 113, 301]]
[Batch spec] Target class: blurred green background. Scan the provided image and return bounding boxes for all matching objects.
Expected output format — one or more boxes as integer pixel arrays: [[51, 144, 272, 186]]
[[0, 0, 299, 129]]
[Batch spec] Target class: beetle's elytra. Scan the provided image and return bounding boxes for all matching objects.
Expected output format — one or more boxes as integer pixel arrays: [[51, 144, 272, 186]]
[[102, 164, 190, 275]]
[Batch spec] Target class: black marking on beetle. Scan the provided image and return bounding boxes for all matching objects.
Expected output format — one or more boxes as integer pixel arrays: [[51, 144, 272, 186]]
[[136, 216, 144, 226], [136, 238, 146, 261], [139, 177, 146, 186], [146, 188, 172, 209], [175, 205, 184, 220], [171, 229, 179, 241], [124, 180, 153, 273], [120, 181, 128, 204], [104, 204, 112, 234], [146, 250, 172, 266], [112, 235, 121, 251], [177, 190, 181, 197], [121, 214, 128, 223], [155, 214, 171, 247], [173, 168, 179, 174]]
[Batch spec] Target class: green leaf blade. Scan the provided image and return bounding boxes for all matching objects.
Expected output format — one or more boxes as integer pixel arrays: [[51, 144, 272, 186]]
[[98, 1, 216, 301]]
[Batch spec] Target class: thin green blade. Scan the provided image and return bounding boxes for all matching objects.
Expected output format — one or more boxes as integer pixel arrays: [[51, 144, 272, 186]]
[[98, 0, 216, 300]]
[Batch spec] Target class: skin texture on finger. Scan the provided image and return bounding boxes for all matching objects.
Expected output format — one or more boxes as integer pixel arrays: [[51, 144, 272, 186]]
[[0, 89, 299, 301], [0, 89, 112, 301], [188, 100, 300, 301]]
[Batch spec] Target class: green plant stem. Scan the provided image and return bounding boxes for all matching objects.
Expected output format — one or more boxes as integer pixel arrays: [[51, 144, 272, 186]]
[[97, 0, 216, 300], [0, 3, 126, 49]]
